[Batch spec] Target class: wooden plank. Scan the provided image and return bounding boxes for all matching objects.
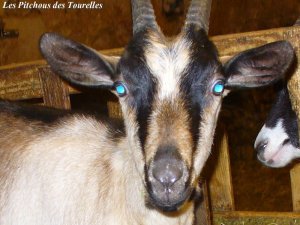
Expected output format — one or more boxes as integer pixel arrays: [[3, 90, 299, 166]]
[[212, 26, 300, 57], [0, 62, 79, 101], [0, 47, 123, 101], [213, 211, 300, 225], [38, 67, 71, 109], [1, 26, 300, 101], [100, 48, 123, 56], [0, 63, 43, 100], [290, 164, 300, 212], [208, 130, 235, 212]]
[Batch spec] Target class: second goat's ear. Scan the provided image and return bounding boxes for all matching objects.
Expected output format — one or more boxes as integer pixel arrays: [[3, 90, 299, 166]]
[[224, 41, 295, 89], [40, 32, 119, 88]]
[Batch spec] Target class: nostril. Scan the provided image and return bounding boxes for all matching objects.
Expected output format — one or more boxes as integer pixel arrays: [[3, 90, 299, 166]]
[[152, 163, 183, 188], [256, 141, 268, 153], [282, 138, 290, 146]]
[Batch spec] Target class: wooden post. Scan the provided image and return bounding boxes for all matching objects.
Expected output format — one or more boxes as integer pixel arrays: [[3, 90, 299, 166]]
[[208, 130, 235, 212], [284, 25, 300, 212], [290, 164, 300, 212], [38, 67, 71, 110], [107, 100, 122, 119], [196, 180, 212, 225]]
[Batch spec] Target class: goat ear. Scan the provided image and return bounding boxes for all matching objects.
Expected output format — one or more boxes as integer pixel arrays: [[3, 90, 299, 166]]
[[40, 32, 118, 88], [224, 41, 295, 89]]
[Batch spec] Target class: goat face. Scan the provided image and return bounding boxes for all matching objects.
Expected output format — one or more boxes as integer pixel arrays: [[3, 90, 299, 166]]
[[255, 84, 300, 168], [119, 29, 223, 211], [40, 0, 295, 212]]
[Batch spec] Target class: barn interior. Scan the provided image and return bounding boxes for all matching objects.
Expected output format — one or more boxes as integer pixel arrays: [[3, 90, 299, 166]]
[[0, 0, 300, 220]]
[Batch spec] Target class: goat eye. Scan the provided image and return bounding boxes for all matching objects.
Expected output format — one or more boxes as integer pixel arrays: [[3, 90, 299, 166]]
[[212, 80, 225, 96], [114, 82, 127, 97]]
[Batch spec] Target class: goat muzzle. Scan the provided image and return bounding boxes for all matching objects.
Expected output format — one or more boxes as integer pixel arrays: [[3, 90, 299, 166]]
[[146, 145, 191, 211]]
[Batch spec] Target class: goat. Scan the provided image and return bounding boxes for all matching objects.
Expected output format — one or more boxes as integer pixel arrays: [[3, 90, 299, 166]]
[[255, 83, 300, 168], [0, 0, 295, 224], [254, 17, 300, 168]]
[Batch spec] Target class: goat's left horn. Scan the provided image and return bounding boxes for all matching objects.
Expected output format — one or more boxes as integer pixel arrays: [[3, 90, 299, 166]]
[[131, 0, 160, 34], [183, 0, 212, 33]]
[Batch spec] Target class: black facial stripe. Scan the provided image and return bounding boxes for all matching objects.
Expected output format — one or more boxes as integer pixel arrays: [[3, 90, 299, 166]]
[[179, 26, 221, 148], [265, 83, 289, 128], [136, 96, 156, 149], [119, 30, 158, 150], [285, 114, 299, 147], [180, 88, 202, 149], [105, 118, 126, 143]]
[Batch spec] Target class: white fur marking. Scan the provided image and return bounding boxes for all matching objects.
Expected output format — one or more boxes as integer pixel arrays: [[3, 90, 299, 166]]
[[145, 38, 191, 100], [255, 119, 300, 167]]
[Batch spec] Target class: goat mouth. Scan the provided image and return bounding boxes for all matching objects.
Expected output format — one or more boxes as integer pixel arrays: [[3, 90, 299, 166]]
[[147, 186, 192, 212], [257, 151, 277, 167], [257, 143, 294, 168]]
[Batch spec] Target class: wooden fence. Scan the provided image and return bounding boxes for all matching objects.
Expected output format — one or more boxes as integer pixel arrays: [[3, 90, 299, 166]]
[[1, 25, 300, 224]]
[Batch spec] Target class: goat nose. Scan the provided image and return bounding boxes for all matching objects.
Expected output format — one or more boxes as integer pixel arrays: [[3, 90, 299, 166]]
[[255, 140, 268, 161], [152, 162, 183, 187], [255, 140, 268, 153], [152, 145, 184, 188]]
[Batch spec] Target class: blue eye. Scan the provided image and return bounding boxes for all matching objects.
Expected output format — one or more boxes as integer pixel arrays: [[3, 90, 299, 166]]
[[114, 82, 127, 97], [212, 80, 225, 96]]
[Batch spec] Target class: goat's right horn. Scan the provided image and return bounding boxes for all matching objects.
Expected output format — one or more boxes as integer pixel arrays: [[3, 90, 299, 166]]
[[131, 0, 160, 34], [183, 0, 212, 33]]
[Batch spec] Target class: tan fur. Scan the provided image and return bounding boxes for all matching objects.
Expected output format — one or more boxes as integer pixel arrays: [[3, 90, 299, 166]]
[[0, 112, 194, 225], [145, 99, 193, 166]]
